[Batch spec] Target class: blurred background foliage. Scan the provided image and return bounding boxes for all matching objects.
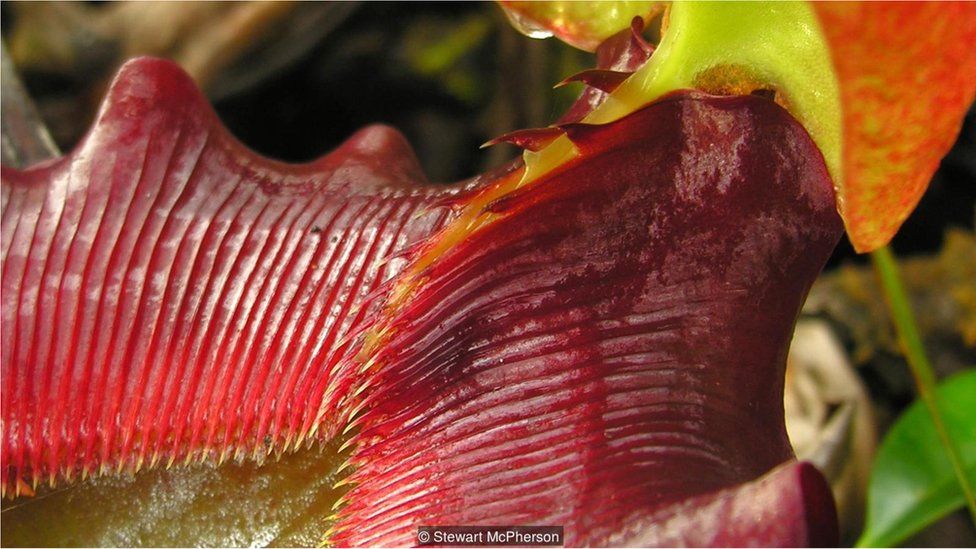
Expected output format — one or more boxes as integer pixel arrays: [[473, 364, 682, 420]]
[[1, 1, 592, 181], [1, 2, 974, 546]]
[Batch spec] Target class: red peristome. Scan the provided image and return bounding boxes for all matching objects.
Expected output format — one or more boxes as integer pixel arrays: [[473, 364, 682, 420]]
[[486, 16, 653, 154], [331, 93, 842, 546], [2, 56, 841, 547], [620, 461, 838, 547], [557, 16, 654, 125], [0, 19, 657, 495], [557, 69, 633, 94], [0, 57, 488, 493], [481, 128, 565, 153], [598, 16, 655, 68]]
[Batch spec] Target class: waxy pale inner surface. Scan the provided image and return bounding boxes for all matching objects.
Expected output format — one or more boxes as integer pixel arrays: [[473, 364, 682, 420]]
[[0, 437, 351, 547]]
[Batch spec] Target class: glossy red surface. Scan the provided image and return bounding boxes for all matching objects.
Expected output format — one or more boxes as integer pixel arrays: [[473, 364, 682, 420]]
[[556, 17, 654, 125], [0, 58, 479, 492], [333, 92, 843, 545], [3, 58, 841, 546]]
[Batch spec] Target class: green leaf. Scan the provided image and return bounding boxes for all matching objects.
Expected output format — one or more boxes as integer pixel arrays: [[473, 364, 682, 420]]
[[519, 1, 842, 202], [858, 370, 976, 547]]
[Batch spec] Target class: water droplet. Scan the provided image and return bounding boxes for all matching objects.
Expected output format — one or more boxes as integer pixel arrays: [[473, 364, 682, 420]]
[[504, 9, 554, 40]]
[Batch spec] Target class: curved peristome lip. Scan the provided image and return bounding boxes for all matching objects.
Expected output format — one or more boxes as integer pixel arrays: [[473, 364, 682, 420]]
[[3, 22, 840, 547], [502, 1, 976, 253]]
